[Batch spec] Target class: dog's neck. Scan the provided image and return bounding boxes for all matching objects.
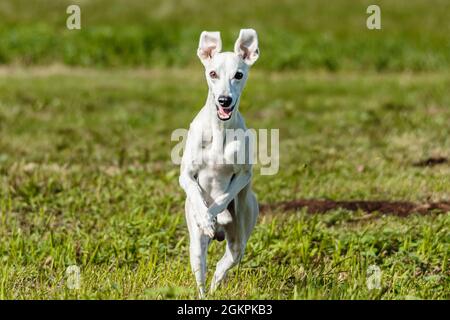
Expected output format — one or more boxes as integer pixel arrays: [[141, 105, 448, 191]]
[[205, 90, 240, 131]]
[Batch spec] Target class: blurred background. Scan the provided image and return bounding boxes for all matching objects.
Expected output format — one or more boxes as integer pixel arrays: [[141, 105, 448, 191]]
[[0, 0, 449, 71]]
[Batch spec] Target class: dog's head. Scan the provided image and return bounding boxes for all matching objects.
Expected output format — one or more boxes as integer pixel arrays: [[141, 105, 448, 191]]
[[197, 29, 259, 121]]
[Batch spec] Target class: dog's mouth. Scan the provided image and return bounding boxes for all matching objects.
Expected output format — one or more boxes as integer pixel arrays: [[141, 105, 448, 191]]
[[216, 104, 235, 121]]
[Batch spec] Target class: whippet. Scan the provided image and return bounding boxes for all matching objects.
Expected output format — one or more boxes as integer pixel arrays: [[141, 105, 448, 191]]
[[179, 29, 260, 298]]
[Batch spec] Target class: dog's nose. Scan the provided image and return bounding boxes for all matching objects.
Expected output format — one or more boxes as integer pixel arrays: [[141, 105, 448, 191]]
[[218, 96, 233, 108]]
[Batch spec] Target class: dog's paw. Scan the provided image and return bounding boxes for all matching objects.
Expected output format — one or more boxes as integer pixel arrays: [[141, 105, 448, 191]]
[[216, 210, 233, 225], [196, 214, 216, 238]]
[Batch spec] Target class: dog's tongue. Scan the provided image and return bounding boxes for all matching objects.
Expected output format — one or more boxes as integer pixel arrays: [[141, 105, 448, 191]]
[[218, 106, 232, 118]]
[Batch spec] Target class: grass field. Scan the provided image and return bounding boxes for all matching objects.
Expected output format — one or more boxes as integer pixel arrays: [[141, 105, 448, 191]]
[[0, 67, 448, 299], [0, 0, 449, 299]]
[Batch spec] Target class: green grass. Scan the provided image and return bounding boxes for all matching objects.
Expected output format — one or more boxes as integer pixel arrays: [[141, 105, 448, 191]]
[[0, 67, 448, 299], [0, 0, 449, 70]]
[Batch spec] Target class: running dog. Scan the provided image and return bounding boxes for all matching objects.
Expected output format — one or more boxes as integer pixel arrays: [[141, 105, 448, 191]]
[[179, 29, 260, 298]]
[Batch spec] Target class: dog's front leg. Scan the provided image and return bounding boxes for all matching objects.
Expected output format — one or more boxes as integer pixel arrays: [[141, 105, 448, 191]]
[[180, 127, 216, 238], [186, 205, 211, 298], [180, 168, 216, 238], [207, 170, 252, 217]]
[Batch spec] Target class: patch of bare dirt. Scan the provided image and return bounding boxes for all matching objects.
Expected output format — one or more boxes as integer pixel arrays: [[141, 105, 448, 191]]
[[260, 199, 450, 216], [413, 157, 448, 167]]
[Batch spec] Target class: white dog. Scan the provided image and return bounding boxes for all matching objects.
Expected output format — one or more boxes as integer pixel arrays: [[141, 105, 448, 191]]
[[179, 29, 260, 298]]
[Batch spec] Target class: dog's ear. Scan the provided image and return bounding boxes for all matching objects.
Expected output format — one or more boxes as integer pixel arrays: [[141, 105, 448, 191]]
[[234, 29, 259, 66], [197, 31, 222, 66]]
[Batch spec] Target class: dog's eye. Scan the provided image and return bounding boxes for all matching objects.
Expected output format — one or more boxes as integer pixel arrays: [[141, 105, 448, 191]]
[[234, 71, 243, 80], [209, 71, 218, 79]]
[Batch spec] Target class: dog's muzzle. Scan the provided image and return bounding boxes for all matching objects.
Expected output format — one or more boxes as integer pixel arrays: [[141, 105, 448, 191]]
[[216, 104, 235, 121]]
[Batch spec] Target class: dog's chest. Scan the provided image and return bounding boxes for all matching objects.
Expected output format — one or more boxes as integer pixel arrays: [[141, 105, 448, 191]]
[[199, 130, 243, 174], [201, 141, 232, 171], [198, 138, 237, 197]]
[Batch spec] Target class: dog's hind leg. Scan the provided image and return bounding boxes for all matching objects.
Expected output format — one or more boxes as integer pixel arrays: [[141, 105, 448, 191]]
[[209, 202, 241, 293], [186, 201, 210, 298], [210, 187, 259, 294], [210, 230, 243, 294]]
